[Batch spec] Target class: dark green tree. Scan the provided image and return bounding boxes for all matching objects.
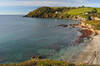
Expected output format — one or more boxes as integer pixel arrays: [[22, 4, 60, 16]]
[[92, 8, 97, 13]]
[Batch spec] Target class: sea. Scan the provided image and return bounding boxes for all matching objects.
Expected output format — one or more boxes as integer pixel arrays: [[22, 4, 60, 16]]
[[0, 15, 85, 63]]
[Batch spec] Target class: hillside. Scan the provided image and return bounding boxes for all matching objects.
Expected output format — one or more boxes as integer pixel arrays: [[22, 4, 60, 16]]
[[25, 7, 100, 30], [25, 7, 100, 19], [25, 7, 75, 19]]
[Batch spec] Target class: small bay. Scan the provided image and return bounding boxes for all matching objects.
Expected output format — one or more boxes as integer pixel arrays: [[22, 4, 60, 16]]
[[0, 15, 82, 63]]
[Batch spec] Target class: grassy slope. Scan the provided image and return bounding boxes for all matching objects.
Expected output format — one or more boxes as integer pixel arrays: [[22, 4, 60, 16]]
[[26, 7, 100, 18], [96, 8, 100, 13], [64, 8, 100, 15], [26, 7, 74, 18], [63, 8, 93, 16]]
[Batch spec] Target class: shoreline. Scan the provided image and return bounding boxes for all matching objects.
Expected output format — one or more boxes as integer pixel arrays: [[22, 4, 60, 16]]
[[74, 34, 100, 64], [57, 17, 100, 64], [72, 19, 100, 64], [24, 16, 99, 64], [68, 20, 95, 61], [56, 18, 97, 63], [25, 6, 100, 64]]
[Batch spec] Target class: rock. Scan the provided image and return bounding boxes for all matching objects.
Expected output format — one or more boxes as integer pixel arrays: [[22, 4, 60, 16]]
[[58, 24, 68, 27], [79, 29, 93, 39], [31, 55, 47, 59]]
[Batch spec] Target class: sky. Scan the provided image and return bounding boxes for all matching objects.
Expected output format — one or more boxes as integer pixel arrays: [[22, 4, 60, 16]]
[[0, 0, 100, 15]]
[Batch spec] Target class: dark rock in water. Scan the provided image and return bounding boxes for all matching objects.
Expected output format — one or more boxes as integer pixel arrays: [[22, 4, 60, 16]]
[[58, 24, 68, 27], [31, 55, 47, 59]]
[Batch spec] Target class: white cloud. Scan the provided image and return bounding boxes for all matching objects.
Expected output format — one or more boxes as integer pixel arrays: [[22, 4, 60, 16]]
[[0, 0, 89, 15], [0, 0, 87, 7], [0, 11, 25, 15], [86, 3, 100, 7]]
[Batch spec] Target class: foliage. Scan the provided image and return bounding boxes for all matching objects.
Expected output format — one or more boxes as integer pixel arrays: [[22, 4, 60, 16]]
[[26, 7, 76, 19], [27, 7, 55, 17]]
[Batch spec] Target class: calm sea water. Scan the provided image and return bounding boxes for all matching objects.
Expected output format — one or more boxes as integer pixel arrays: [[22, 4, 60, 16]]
[[0, 15, 83, 63]]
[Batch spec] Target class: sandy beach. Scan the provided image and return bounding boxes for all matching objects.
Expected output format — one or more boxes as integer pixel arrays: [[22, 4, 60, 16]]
[[75, 34, 100, 64]]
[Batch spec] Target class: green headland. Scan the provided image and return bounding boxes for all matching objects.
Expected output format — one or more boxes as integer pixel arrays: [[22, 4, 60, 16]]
[[25, 6, 100, 30]]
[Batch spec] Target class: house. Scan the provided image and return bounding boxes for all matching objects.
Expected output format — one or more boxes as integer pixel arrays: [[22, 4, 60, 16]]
[[55, 11, 58, 14]]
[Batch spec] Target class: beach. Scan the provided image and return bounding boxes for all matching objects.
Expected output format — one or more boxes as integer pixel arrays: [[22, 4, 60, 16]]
[[75, 34, 100, 64]]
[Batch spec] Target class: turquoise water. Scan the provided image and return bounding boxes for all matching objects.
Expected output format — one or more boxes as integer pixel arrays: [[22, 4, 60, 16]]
[[0, 15, 80, 63]]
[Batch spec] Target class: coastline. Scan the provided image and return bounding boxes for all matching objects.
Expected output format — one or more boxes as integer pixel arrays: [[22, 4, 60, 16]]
[[68, 20, 94, 62], [72, 19, 100, 64], [75, 34, 100, 64], [57, 16, 100, 64], [54, 17, 97, 63], [24, 16, 99, 64], [23, 6, 100, 65]]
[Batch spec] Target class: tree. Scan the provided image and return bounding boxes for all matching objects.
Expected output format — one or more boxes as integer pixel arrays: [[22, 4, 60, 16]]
[[92, 8, 97, 13], [82, 5, 85, 8]]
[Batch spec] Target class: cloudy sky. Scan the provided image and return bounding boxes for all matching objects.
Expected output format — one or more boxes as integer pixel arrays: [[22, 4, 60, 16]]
[[0, 0, 99, 15]]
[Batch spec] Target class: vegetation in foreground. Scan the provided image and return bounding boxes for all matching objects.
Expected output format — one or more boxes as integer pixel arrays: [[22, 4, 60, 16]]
[[0, 58, 97, 66]]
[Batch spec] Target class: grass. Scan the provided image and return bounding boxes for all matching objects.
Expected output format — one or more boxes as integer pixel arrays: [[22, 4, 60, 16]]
[[63, 8, 94, 16], [0, 59, 73, 66], [96, 8, 100, 14], [84, 20, 100, 30]]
